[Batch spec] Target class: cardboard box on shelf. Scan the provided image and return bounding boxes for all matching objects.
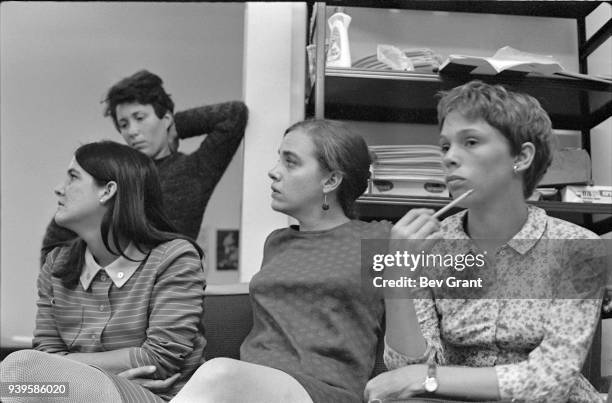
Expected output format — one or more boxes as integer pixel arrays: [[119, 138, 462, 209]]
[[539, 148, 591, 186], [562, 186, 612, 204]]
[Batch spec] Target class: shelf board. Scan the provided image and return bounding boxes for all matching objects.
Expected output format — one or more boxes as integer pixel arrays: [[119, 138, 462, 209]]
[[307, 68, 612, 130], [321, 1, 603, 19], [355, 195, 612, 220]]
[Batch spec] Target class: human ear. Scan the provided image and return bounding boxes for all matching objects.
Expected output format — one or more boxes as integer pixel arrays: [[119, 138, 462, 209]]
[[514, 142, 535, 173], [322, 171, 343, 193], [99, 181, 118, 204], [163, 111, 174, 131]]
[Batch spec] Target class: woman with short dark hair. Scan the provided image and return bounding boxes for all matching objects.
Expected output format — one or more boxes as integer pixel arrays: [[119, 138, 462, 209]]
[[41, 70, 248, 264], [365, 81, 605, 403]]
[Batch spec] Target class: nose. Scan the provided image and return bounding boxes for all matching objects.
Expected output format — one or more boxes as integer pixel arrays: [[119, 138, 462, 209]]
[[268, 162, 281, 181], [125, 121, 139, 137], [54, 183, 64, 197], [442, 144, 460, 170]]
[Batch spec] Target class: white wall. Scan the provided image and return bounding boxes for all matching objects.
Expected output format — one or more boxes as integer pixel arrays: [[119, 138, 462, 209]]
[[1, 2, 244, 347], [240, 3, 306, 281], [587, 3, 612, 188]]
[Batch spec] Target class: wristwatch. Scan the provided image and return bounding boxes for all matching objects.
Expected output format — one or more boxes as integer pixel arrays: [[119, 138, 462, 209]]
[[423, 362, 439, 393]]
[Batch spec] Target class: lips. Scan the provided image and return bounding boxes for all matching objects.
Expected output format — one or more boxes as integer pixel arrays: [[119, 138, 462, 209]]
[[270, 186, 281, 199], [131, 141, 147, 149], [445, 174, 467, 189]]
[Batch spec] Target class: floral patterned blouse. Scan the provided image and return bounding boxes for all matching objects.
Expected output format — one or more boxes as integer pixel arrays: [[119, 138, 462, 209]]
[[384, 206, 606, 403]]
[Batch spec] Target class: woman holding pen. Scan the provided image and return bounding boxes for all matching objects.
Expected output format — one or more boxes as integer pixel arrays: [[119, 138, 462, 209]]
[[365, 81, 606, 402]]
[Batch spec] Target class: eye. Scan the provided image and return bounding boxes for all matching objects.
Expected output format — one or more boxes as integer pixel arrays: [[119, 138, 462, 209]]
[[439, 143, 449, 154], [118, 121, 128, 130], [465, 138, 478, 147], [284, 157, 297, 168], [135, 113, 146, 121]]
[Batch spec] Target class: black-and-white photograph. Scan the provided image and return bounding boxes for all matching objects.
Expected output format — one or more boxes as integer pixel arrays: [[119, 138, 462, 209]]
[[1, 2, 611, 402], [216, 230, 239, 271]]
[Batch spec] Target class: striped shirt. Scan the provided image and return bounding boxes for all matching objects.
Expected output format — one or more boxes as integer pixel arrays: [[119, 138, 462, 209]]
[[33, 238, 206, 401]]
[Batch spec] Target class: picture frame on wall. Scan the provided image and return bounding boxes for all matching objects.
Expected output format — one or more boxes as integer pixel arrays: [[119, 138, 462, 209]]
[[216, 229, 239, 271]]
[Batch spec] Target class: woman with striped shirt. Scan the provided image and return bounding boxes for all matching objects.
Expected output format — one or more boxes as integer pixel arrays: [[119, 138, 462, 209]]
[[0, 141, 206, 402]]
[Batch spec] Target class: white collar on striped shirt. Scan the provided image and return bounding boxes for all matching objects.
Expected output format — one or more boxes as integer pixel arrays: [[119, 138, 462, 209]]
[[80, 243, 147, 290]]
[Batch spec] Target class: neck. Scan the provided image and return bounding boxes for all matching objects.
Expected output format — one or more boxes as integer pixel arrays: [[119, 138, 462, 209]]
[[80, 228, 126, 267], [466, 195, 528, 246], [295, 206, 350, 232], [153, 149, 171, 161]]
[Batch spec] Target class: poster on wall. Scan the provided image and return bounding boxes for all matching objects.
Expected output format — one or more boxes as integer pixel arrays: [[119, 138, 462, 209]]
[[216, 229, 239, 271]]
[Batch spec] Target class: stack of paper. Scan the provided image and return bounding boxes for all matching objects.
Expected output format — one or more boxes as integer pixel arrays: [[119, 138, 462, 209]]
[[439, 46, 564, 76], [438, 46, 612, 85], [369, 145, 448, 197]]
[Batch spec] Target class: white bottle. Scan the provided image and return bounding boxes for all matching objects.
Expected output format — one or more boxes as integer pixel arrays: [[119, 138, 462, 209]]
[[326, 9, 351, 68]]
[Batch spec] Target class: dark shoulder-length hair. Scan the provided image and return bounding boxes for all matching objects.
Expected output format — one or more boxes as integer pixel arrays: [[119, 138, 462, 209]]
[[54, 140, 202, 287]]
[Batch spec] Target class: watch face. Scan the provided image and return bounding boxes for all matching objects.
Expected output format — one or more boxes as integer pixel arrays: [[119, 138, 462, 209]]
[[424, 376, 438, 393]]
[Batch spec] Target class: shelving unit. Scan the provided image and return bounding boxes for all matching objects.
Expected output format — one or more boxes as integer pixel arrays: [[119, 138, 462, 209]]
[[309, 68, 612, 130], [307, 1, 612, 223], [356, 195, 612, 222]]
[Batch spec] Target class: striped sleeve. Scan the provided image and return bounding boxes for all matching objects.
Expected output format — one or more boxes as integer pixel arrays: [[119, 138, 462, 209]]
[[33, 248, 69, 354], [128, 240, 206, 379]]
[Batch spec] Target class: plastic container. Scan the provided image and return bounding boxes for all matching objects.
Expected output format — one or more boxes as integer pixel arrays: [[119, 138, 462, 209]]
[[326, 9, 351, 68]]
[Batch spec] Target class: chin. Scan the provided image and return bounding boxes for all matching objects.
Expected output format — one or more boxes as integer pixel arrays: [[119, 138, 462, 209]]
[[270, 202, 285, 214], [54, 214, 75, 231], [54, 217, 68, 229]]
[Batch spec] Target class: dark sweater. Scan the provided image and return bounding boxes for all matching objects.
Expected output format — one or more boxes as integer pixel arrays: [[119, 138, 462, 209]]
[[41, 101, 248, 265]]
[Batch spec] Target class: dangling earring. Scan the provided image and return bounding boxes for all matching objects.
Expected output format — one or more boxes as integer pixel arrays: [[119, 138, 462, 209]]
[[513, 164, 519, 174], [322, 193, 329, 211]]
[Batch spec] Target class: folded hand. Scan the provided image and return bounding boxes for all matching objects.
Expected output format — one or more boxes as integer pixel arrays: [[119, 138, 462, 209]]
[[117, 365, 180, 392]]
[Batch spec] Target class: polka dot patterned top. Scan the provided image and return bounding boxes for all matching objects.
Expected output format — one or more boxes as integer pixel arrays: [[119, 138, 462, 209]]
[[241, 219, 391, 403]]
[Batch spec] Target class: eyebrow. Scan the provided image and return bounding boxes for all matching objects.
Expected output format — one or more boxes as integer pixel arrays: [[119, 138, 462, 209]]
[[280, 150, 300, 160], [440, 128, 486, 140], [118, 110, 146, 121]]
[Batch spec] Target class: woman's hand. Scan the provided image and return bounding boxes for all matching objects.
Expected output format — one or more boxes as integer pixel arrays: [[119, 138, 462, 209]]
[[387, 209, 442, 285], [391, 208, 441, 243], [117, 365, 180, 392], [364, 364, 427, 402]]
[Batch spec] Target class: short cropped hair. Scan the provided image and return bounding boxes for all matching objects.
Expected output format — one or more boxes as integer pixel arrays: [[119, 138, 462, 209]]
[[437, 80, 553, 197], [103, 70, 175, 131], [284, 119, 371, 218]]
